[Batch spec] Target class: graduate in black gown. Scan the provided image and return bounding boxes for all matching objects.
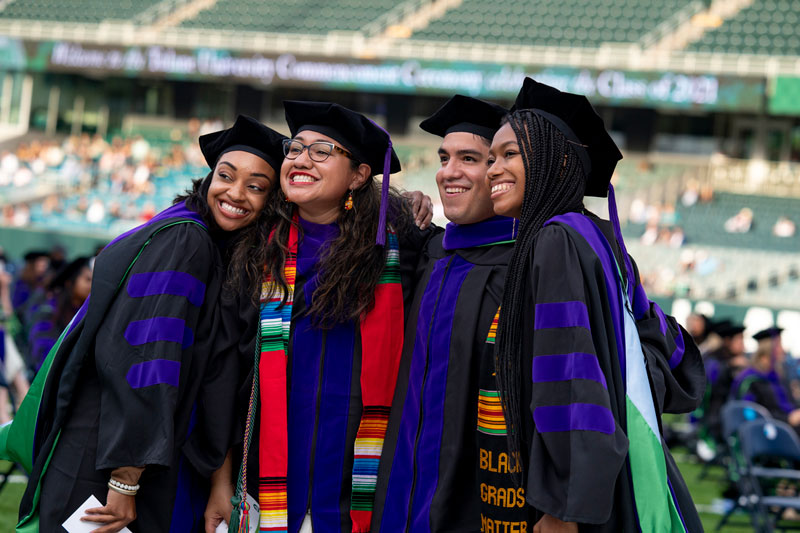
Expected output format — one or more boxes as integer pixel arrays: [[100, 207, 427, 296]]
[[27, 256, 93, 372], [373, 95, 535, 532], [0, 115, 286, 533], [731, 327, 800, 430], [487, 79, 706, 532], [223, 101, 434, 533]]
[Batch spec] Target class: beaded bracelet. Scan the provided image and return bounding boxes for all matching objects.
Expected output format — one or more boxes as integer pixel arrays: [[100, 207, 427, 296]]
[[108, 478, 139, 496]]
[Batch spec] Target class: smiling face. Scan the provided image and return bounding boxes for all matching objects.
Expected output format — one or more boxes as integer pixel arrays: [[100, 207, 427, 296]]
[[435, 131, 495, 225], [487, 122, 525, 219], [280, 130, 370, 224], [206, 150, 275, 232]]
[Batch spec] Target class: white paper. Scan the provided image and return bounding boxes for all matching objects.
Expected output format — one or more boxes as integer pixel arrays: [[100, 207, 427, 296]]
[[62, 495, 132, 533]]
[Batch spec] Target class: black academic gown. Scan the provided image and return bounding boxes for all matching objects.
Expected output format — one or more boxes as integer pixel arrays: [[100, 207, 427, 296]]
[[373, 216, 535, 533], [517, 211, 705, 532], [13, 203, 240, 532]]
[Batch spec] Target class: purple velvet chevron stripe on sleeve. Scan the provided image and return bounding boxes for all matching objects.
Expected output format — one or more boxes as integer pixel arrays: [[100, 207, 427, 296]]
[[651, 302, 685, 369], [532, 352, 608, 389], [127, 271, 206, 307], [534, 301, 591, 331], [126, 359, 181, 389], [534, 403, 616, 434], [124, 317, 194, 349], [632, 282, 650, 321]]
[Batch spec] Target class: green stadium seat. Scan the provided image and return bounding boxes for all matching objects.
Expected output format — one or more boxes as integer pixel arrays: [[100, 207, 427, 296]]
[[687, 0, 800, 56], [409, 0, 698, 46], [0, 0, 162, 22], [179, 0, 398, 34]]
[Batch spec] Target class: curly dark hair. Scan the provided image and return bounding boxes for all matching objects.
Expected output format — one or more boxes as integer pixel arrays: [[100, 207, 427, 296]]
[[174, 172, 277, 298], [264, 162, 411, 328]]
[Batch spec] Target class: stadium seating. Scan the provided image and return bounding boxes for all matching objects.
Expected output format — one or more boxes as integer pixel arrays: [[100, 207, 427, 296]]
[[411, 0, 697, 46], [688, 0, 800, 56], [180, 0, 397, 33], [0, 0, 161, 22], [674, 192, 800, 252]]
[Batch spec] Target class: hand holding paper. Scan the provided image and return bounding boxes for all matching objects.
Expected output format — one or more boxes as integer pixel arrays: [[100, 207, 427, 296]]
[[62, 495, 132, 533]]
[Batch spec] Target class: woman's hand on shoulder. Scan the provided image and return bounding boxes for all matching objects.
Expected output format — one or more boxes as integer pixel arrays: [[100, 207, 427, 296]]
[[402, 190, 434, 229]]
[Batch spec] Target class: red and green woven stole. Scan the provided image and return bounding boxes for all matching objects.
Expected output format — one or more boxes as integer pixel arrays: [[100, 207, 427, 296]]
[[257, 222, 296, 532], [257, 221, 403, 533]]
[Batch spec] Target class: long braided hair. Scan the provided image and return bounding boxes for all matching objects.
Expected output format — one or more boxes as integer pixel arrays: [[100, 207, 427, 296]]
[[495, 109, 588, 484]]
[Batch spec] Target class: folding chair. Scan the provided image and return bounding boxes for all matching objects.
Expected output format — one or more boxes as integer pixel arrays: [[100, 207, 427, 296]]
[[715, 401, 773, 530], [738, 419, 800, 533]]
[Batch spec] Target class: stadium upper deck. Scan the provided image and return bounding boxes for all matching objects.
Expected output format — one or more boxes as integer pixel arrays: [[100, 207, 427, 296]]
[[0, 0, 796, 59]]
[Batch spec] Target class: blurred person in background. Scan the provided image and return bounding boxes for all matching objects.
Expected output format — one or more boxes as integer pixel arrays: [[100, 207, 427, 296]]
[[11, 250, 51, 313], [773, 215, 796, 237], [724, 207, 753, 233], [0, 260, 30, 424], [700, 320, 747, 446], [27, 257, 93, 372], [1, 115, 287, 533], [731, 327, 800, 432]]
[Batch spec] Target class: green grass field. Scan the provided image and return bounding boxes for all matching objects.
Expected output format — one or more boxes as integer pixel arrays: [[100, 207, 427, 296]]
[[0, 456, 761, 532]]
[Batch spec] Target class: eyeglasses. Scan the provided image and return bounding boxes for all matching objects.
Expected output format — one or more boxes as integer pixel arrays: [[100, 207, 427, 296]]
[[282, 139, 354, 163]]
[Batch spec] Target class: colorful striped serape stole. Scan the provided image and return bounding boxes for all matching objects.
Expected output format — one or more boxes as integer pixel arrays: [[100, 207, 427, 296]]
[[256, 219, 403, 533], [257, 224, 297, 533], [351, 229, 404, 532]]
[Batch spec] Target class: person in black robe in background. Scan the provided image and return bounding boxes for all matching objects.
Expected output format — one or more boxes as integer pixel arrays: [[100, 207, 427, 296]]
[[1, 115, 287, 533], [487, 78, 705, 532], [731, 327, 800, 431], [702, 320, 747, 444], [27, 256, 93, 372], [374, 95, 535, 532]]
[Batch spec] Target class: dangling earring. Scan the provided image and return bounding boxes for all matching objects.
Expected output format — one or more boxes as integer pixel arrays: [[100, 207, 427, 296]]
[[344, 190, 354, 211]]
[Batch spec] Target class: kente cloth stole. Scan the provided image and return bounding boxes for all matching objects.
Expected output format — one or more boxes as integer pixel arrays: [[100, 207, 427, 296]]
[[257, 220, 404, 533]]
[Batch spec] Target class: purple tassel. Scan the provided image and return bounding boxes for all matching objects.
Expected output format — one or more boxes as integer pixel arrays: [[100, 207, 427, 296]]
[[369, 119, 393, 247], [608, 184, 635, 298]]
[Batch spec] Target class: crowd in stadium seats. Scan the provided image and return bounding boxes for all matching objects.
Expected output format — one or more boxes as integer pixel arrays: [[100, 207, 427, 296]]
[[0, 127, 210, 233], [622, 176, 800, 300]]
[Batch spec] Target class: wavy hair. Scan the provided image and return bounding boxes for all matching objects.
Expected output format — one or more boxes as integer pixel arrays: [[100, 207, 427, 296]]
[[264, 161, 411, 328]]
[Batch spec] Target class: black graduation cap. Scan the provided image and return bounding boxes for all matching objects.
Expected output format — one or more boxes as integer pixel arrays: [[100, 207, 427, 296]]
[[283, 100, 401, 175], [283, 100, 401, 246], [199, 115, 287, 173], [23, 250, 50, 262], [753, 327, 783, 341], [712, 319, 746, 338], [510, 77, 622, 198], [48, 256, 91, 290], [419, 94, 507, 140]]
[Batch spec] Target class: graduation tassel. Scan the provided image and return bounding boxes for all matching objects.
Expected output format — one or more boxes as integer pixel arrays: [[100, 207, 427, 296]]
[[238, 499, 250, 533], [367, 119, 393, 247]]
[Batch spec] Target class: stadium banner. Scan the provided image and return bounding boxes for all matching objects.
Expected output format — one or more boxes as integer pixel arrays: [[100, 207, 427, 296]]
[[769, 76, 800, 115], [0, 38, 765, 112]]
